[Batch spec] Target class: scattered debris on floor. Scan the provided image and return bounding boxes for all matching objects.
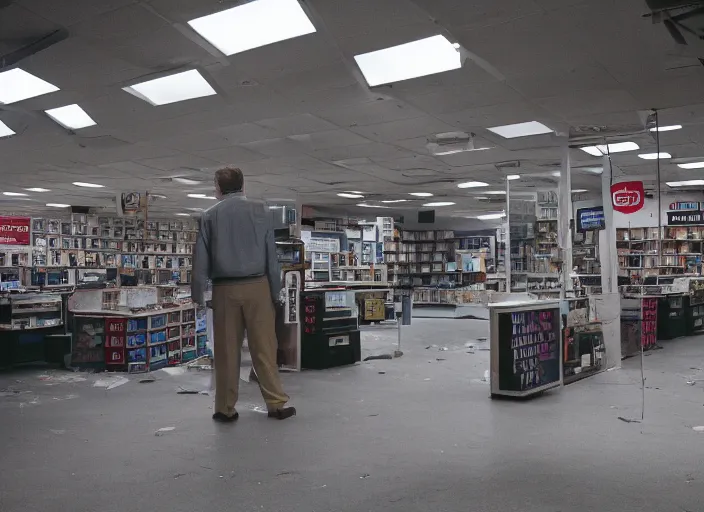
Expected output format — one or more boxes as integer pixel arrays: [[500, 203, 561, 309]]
[[482, 370, 490, 382], [363, 354, 393, 361], [93, 376, 129, 390], [436, 358, 446, 361], [618, 417, 641, 424], [378, 371, 386, 375], [464, 342, 474, 349], [139, 377, 156, 384], [360, 474, 371, 479], [39, 373, 87, 384], [367, 413, 379, 417], [692, 426, 704, 432], [439, 347, 448, 351], [177, 390, 200, 394], [155, 427, 175, 436]]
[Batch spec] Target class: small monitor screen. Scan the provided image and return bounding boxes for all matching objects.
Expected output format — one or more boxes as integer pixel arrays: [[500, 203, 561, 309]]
[[576, 206, 605, 231], [418, 210, 435, 224]]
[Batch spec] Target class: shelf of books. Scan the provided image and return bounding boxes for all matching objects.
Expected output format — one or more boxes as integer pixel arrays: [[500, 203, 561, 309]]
[[572, 228, 602, 297], [509, 193, 561, 296], [616, 226, 703, 283], [385, 229, 492, 306]]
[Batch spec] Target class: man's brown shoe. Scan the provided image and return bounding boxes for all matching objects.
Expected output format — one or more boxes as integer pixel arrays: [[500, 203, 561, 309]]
[[267, 407, 296, 420]]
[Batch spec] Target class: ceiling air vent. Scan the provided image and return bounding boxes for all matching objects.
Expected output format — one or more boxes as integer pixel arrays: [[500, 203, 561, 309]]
[[427, 132, 494, 156]]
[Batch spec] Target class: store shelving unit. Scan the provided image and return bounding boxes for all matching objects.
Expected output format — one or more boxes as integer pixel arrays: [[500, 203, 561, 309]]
[[616, 226, 702, 283], [386, 229, 489, 307], [509, 193, 561, 295], [2, 215, 197, 288], [572, 228, 602, 297]]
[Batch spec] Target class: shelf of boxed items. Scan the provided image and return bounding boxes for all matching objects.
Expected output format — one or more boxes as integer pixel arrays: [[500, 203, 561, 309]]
[[303, 236, 340, 283], [29, 215, 196, 284], [413, 287, 479, 306], [94, 304, 208, 373]]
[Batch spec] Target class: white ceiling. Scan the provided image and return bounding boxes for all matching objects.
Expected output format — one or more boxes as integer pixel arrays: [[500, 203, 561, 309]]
[[1, 0, 704, 219]]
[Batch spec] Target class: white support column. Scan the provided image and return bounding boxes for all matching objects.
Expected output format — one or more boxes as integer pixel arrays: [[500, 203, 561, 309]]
[[597, 155, 622, 370], [600, 156, 617, 295], [557, 145, 573, 298], [505, 178, 511, 293]]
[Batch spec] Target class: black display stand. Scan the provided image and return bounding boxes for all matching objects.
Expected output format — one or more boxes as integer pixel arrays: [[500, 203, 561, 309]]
[[657, 294, 687, 340], [489, 300, 562, 398], [300, 290, 360, 370]]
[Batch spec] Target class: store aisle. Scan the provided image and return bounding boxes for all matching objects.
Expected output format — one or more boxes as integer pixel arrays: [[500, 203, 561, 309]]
[[1, 319, 703, 512]]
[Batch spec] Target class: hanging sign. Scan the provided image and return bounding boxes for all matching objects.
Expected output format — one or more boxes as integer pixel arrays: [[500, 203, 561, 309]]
[[611, 181, 644, 214], [667, 211, 704, 225], [669, 201, 700, 211], [0, 216, 31, 245]]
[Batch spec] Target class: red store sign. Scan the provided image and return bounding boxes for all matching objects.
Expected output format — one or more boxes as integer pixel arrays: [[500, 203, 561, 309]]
[[611, 181, 645, 215], [0, 216, 31, 245]]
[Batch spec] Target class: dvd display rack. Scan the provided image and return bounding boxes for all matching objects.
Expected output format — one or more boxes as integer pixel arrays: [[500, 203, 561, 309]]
[[19, 214, 197, 285]]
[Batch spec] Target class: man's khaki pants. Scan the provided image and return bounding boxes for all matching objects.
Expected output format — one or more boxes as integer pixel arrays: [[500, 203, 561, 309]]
[[212, 276, 289, 416]]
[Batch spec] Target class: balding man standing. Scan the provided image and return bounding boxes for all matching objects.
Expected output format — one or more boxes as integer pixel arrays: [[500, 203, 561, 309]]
[[192, 167, 295, 422]]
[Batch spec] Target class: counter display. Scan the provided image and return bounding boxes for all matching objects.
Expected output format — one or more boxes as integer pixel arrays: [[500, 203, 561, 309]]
[[490, 300, 562, 398]]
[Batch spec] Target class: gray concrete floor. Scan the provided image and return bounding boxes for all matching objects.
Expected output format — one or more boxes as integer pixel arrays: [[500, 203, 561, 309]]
[[1, 318, 704, 512]]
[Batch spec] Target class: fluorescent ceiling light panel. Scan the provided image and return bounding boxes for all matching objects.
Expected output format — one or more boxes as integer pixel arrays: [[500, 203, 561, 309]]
[[484, 191, 507, 195], [0, 120, 15, 138], [46, 203, 70, 208], [188, 0, 316, 56], [650, 125, 682, 132], [571, 189, 588, 193], [123, 70, 217, 106], [488, 121, 552, 139], [409, 192, 433, 197], [381, 199, 408, 203], [72, 182, 104, 188], [638, 152, 671, 160], [26, 188, 50, 192], [354, 35, 461, 87], [580, 142, 639, 156], [45, 104, 96, 130], [173, 177, 201, 185], [175, 213, 191, 216], [477, 213, 506, 220], [3, 192, 27, 196], [506, 175, 521, 181], [0, 68, 59, 104], [357, 203, 390, 208], [677, 162, 704, 169], [338, 193, 364, 198], [667, 180, 704, 187], [423, 202, 455, 207], [457, 181, 489, 189]]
